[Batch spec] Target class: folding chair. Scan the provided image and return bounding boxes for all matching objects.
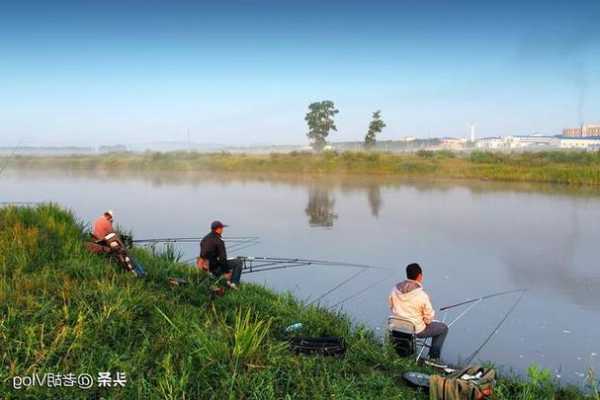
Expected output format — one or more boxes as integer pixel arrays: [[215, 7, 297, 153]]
[[388, 316, 431, 362]]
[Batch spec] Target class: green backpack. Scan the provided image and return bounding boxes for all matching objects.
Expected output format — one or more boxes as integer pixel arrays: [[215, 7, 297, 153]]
[[429, 366, 495, 400]]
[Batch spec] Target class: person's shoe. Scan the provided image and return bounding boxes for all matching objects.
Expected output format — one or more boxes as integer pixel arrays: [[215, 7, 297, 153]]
[[209, 286, 225, 297], [168, 277, 188, 287], [424, 358, 448, 369], [227, 282, 239, 290]]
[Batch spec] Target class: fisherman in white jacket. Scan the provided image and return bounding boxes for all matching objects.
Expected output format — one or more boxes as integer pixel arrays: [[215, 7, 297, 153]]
[[389, 263, 449, 365]]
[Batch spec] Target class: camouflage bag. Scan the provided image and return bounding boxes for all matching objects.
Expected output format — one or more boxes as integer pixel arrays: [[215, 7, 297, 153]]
[[429, 366, 495, 400]]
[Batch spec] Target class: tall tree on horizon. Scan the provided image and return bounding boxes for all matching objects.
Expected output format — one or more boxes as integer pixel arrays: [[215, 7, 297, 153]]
[[364, 110, 386, 149], [305, 100, 339, 151]]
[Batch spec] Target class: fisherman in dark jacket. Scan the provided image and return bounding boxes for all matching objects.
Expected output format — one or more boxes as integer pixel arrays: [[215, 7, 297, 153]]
[[198, 220, 243, 289]]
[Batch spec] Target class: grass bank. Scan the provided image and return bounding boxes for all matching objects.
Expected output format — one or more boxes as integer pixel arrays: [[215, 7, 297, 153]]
[[0, 204, 597, 399], [7, 150, 600, 186]]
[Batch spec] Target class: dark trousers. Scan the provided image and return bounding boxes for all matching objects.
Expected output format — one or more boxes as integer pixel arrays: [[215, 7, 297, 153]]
[[213, 258, 243, 284], [130, 256, 146, 277], [416, 321, 448, 359], [228, 258, 242, 284]]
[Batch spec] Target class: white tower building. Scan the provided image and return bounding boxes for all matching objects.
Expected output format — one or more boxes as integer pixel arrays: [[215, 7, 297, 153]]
[[470, 124, 476, 142]]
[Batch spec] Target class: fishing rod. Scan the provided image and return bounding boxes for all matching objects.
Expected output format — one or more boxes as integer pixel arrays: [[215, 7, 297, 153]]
[[135, 237, 260, 254], [0, 201, 42, 206], [239, 256, 390, 273], [241, 257, 389, 307], [181, 255, 387, 274], [241, 262, 311, 274], [145, 236, 260, 265], [464, 289, 526, 364], [180, 250, 391, 307], [440, 288, 527, 328], [132, 236, 260, 244], [440, 288, 527, 311]]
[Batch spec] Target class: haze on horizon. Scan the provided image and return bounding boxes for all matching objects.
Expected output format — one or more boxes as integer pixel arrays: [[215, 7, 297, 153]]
[[1, 0, 599, 148]]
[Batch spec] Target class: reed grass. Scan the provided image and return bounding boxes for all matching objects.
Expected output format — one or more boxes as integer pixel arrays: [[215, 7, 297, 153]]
[[0, 204, 598, 399]]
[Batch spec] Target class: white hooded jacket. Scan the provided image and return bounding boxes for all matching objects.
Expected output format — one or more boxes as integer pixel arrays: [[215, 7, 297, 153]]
[[388, 279, 435, 334]]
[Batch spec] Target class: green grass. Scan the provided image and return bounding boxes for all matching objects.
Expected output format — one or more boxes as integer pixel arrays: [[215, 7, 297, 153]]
[[0, 204, 598, 399], [6, 149, 600, 186]]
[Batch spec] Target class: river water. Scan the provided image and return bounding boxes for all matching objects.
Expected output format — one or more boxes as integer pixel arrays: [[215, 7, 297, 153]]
[[3, 169, 600, 385]]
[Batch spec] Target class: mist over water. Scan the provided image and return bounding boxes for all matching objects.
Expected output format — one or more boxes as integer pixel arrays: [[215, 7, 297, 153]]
[[3, 169, 600, 384]]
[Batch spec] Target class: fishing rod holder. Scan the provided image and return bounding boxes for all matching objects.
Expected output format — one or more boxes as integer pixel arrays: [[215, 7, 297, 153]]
[[238, 256, 254, 273]]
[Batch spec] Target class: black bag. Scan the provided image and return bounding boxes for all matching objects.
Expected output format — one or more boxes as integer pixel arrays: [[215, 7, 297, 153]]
[[289, 336, 346, 357]]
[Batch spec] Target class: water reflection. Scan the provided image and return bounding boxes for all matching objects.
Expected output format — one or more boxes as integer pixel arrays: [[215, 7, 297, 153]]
[[367, 185, 382, 218], [305, 187, 338, 227], [9, 168, 600, 199]]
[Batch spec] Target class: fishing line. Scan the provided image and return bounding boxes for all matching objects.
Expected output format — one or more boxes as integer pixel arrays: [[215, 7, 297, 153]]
[[225, 240, 261, 253], [446, 299, 482, 328], [227, 243, 259, 254], [464, 289, 527, 364], [182, 256, 197, 264], [307, 268, 368, 306], [329, 270, 399, 309]]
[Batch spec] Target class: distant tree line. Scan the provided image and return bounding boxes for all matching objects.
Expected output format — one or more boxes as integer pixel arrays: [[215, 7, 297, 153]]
[[304, 100, 386, 151]]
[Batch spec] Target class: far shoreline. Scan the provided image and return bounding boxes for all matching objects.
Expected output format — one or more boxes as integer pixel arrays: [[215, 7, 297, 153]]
[[3, 149, 600, 186]]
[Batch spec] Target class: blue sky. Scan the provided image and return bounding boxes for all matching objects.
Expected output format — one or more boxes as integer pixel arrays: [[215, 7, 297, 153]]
[[1, 0, 599, 146]]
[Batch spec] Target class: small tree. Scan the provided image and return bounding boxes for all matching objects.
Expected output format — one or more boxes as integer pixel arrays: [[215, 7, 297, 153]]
[[364, 110, 386, 149], [305, 100, 339, 151]]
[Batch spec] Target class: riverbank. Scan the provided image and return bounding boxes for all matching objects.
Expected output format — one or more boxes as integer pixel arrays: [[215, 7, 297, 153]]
[[0, 204, 597, 399], [6, 150, 600, 186]]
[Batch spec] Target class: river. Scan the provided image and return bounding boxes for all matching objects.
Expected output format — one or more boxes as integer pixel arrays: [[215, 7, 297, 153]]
[[3, 168, 600, 385]]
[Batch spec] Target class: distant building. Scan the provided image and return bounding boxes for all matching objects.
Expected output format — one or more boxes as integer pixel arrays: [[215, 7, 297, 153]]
[[562, 124, 600, 137], [476, 137, 504, 149], [475, 135, 558, 150], [559, 137, 600, 150], [98, 145, 128, 153], [504, 135, 558, 149], [0, 146, 94, 155], [440, 137, 467, 150]]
